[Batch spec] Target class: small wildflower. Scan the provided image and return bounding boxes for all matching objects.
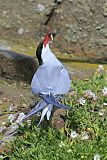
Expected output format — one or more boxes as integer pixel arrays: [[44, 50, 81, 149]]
[[99, 65, 104, 70], [70, 130, 78, 138], [103, 102, 107, 106], [92, 93, 97, 101], [8, 114, 15, 123], [16, 112, 25, 124], [99, 109, 105, 116], [78, 97, 86, 106], [84, 90, 93, 97], [81, 131, 89, 140], [84, 90, 97, 100], [102, 87, 107, 96], [97, 65, 104, 72], [94, 154, 100, 160], [10, 123, 18, 129], [59, 141, 65, 147], [27, 119, 32, 127]]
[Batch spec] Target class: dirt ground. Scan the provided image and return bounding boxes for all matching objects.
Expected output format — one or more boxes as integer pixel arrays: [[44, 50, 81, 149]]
[[0, 78, 34, 126]]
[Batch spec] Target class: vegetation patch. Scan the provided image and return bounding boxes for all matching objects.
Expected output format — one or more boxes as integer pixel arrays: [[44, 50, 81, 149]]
[[1, 65, 107, 160]]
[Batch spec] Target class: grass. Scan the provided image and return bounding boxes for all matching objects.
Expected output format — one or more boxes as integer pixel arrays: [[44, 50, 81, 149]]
[[1, 68, 107, 160]]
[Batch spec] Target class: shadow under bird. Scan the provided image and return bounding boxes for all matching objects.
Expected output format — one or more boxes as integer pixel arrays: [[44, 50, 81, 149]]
[[22, 32, 71, 126]]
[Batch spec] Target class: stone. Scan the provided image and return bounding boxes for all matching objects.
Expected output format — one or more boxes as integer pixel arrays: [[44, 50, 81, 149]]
[[3, 10, 7, 16], [60, 16, 64, 20], [25, 28, 29, 33], [100, 29, 107, 37], [100, 39, 107, 46], [29, 0, 35, 2], [18, 27, 24, 35], [69, 0, 73, 2], [51, 109, 66, 129], [56, 0, 62, 3], [51, 117, 65, 129], [37, 4, 45, 12], [55, 9, 63, 14], [103, 2, 107, 16], [0, 43, 11, 50], [0, 0, 107, 63]]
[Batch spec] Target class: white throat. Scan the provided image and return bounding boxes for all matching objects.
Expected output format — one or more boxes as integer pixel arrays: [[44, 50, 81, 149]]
[[41, 43, 53, 60]]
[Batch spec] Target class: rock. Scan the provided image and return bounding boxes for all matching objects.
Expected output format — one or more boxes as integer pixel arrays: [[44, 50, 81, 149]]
[[100, 29, 107, 37], [55, 9, 63, 14], [2, 10, 7, 16], [0, 50, 38, 83], [5, 24, 11, 29], [0, 43, 11, 50], [51, 117, 65, 129], [29, 0, 35, 2], [56, 0, 62, 3], [100, 39, 107, 46], [0, 0, 107, 62], [37, 4, 45, 12], [18, 27, 24, 35], [51, 109, 66, 129], [69, 0, 73, 2], [52, 109, 66, 117], [103, 2, 107, 16], [25, 28, 29, 33]]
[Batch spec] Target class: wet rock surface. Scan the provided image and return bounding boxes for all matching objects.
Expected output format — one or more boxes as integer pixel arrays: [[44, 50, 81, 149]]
[[0, 0, 107, 61]]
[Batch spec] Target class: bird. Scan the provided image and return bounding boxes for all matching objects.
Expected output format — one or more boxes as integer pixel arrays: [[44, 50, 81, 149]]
[[22, 31, 71, 126]]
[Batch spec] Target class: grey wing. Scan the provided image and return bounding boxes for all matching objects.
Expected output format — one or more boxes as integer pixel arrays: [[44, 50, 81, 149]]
[[31, 64, 70, 95], [51, 66, 70, 94], [31, 66, 52, 94]]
